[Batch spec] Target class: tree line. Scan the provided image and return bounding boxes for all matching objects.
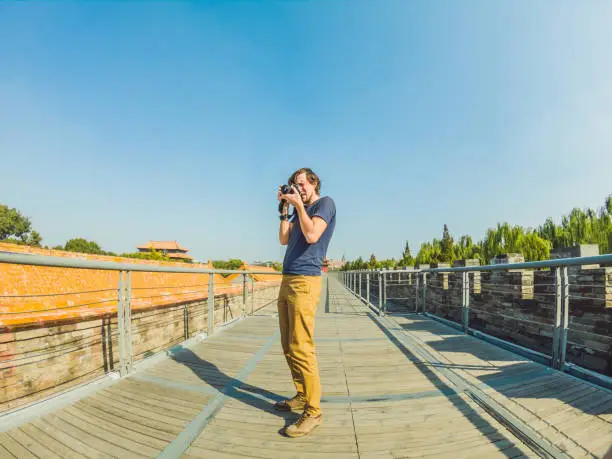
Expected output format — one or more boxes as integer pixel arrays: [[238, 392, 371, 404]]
[[342, 194, 612, 270]]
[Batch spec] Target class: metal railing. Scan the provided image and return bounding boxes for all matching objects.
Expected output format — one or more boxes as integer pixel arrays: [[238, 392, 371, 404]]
[[0, 252, 282, 410], [341, 254, 612, 390]]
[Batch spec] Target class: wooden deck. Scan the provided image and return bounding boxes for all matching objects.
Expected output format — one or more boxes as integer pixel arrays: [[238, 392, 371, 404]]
[[1, 275, 611, 458]]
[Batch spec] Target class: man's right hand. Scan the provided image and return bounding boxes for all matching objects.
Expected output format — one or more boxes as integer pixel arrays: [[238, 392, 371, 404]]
[[278, 187, 289, 214]]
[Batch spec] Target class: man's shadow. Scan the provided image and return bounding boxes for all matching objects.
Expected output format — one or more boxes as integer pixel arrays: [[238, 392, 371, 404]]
[[169, 346, 299, 432]]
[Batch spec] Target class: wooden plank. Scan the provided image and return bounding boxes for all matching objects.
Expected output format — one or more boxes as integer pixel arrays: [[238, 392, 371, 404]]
[[182, 451, 254, 459], [0, 431, 36, 458], [18, 422, 87, 459], [187, 440, 358, 459], [63, 405, 169, 451], [90, 391, 192, 427], [42, 412, 147, 458], [101, 385, 203, 417], [6, 427, 62, 459], [29, 416, 115, 459], [76, 396, 184, 436], [74, 399, 177, 442], [0, 444, 15, 459], [122, 377, 215, 404]]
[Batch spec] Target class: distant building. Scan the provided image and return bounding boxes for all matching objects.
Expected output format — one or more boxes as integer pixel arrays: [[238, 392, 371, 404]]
[[325, 258, 346, 270], [136, 240, 193, 262]]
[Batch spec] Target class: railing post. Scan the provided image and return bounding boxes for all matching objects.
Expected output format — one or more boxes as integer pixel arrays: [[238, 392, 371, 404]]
[[378, 271, 383, 315], [184, 304, 189, 341], [208, 273, 215, 336], [366, 272, 370, 305], [242, 273, 248, 316], [358, 271, 362, 300], [415, 272, 420, 313], [117, 270, 133, 377], [461, 271, 470, 331], [559, 266, 569, 371], [552, 267, 562, 369], [251, 277, 255, 315], [382, 270, 387, 314], [423, 272, 428, 314]]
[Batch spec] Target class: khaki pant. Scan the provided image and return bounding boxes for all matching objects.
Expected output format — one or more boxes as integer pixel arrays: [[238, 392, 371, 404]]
[[277, 275, 323, 416]]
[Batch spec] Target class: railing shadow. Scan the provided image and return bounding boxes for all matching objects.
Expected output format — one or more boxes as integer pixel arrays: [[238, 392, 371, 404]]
[[169, 346, 298, 430], [368, 317, 526, 458], [392, 310, 612, 418]]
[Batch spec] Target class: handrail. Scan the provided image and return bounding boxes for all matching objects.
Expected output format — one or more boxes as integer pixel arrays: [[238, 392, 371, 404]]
[[0, 252, 281, 276], [340, 255, 612, 390], [344, 253, 612, 274]]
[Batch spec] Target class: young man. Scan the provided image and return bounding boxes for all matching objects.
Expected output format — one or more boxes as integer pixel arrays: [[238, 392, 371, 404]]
[[275, 167, 336, 438]]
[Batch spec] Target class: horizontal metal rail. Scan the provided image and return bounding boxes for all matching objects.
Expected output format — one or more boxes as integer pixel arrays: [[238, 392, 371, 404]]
[[346, 253, 612, 273], [0, 252, 282, 276]]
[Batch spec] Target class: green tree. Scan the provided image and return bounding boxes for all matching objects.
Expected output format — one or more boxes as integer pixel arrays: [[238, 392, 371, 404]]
[[415, 240, 442, 265], [398, 241, 415, 267], [537, 194, 612, 253], [212, 259, 244, 271], [353, 256, 366, 270], [454, 235, 480, 261], [367, 253, 378, 269], [377, 258, 397, 269], [120, 249, 172, 262], [0, 204, 42, 246], [63, 238, 104, 255], [440, 224, 455, 262]]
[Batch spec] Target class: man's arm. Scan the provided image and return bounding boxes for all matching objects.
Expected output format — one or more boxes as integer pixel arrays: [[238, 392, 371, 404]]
[[294, 205, 327, 244], [278, 198, 292, 245], [279, 218, 292, 245]]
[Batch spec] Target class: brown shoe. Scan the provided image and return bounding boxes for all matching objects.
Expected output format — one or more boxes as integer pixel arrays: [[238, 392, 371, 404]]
[[284, 411, 323, 438], [274, 394, 306, 412]]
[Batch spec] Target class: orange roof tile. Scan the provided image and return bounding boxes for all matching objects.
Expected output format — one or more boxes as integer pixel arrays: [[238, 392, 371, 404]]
[[224, 262, 281, 283], [136, 240, 189, 252], [167, 253, 193, 260]]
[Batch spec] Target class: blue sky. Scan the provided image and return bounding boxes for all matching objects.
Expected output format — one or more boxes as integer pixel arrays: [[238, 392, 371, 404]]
[[1, 1, 611, 263]]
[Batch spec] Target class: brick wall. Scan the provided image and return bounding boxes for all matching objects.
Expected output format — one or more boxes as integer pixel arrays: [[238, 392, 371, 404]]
[[0, 242, 281, 412], [383, 265, 612, 376]]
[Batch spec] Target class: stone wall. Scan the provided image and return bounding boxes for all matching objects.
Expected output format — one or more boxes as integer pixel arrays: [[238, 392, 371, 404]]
[[383, 265, 612, 376], [0, 283, 280, 412]]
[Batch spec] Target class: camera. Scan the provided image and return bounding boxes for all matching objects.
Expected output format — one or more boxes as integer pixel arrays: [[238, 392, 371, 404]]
[[280, 184, 296, 195], [278, 184, 297, 214]]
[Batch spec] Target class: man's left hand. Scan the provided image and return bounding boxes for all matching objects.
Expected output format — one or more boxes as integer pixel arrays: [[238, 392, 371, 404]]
[[280, 187, 303, 209]]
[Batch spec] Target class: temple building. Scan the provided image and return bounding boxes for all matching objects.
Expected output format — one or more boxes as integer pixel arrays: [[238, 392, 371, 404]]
[[136, 240, 193, 261]]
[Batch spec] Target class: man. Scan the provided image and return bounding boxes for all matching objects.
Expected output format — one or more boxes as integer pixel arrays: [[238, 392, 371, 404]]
[[275, 167, 336, 438]]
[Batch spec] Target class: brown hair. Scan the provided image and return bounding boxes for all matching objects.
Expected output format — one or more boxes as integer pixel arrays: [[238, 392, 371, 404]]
[[288, 168, 321, 194]]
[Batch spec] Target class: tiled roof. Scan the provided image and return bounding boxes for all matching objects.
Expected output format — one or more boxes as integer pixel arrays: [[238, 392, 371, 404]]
[[136, 241, 189, 252], [225, 262, 281, 283], [167, 253, 193, 260]]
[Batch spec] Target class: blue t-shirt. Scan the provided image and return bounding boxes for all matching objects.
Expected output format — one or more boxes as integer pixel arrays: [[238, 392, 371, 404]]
[[283, 196, 336, 276]]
